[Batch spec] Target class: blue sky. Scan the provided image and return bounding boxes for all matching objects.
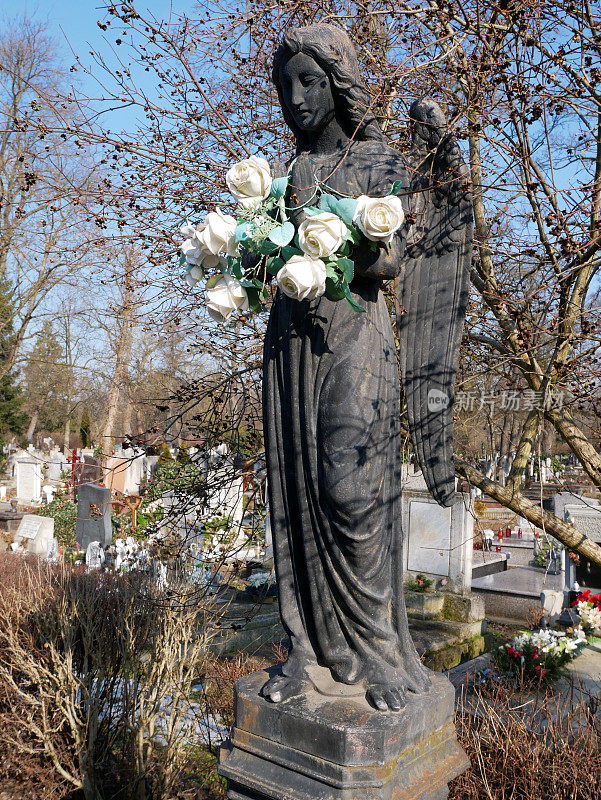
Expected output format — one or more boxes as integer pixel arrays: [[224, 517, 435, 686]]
[[5, 1, 190, 124]]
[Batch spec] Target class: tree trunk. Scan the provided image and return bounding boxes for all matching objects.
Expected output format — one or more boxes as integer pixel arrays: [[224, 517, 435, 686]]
[[63, 416, 71, 456], [26, 410, 38, 442], [456, 458, 601, 569], [101, 256, 134, 455]]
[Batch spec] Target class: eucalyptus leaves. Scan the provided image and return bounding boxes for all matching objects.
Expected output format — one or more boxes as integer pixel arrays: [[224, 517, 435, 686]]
[[180, 156, 405, 322]]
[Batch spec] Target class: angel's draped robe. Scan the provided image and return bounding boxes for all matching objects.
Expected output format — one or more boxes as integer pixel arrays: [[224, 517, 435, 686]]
[[263, 140, 422, 685]]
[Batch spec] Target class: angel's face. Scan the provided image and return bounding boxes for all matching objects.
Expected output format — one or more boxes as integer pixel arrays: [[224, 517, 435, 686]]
[[279, 52, 335, 132]]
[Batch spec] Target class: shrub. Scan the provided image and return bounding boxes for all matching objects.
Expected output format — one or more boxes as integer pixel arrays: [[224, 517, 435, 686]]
[[0, 553, 217, 800], [405, 573, 433, 593], [450, 676, 601, 800], [493, 627, 587, 684]]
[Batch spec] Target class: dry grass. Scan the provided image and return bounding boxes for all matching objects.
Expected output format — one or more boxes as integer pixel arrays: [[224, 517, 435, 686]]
[[450, 676, 601, 800]]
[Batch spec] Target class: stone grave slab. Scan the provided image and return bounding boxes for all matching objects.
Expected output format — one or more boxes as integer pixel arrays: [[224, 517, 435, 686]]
[[16, 457, 42, 503], [402, 472, 474, 594], [14, 514, 55, 556]]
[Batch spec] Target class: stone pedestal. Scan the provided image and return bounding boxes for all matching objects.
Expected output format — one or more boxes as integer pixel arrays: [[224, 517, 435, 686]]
[[219, 669, 468, 800]]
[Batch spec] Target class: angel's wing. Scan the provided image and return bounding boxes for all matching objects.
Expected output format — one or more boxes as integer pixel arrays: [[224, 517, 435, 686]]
[[398, 98, 473, 507]]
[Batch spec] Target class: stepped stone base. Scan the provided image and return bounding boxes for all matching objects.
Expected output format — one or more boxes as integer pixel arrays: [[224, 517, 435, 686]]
[[218, 668, 469, 800]]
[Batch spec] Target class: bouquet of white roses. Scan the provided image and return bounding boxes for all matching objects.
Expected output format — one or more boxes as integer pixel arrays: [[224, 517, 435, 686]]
[[179, 155, 405, 323]]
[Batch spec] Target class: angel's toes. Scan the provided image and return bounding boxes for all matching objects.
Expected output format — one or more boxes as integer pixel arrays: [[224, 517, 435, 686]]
[[262, 674, 308, 704], [367, 682, 406, 712]]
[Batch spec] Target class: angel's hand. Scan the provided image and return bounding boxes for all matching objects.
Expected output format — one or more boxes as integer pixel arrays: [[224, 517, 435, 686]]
[[353, 234, 405, 281]]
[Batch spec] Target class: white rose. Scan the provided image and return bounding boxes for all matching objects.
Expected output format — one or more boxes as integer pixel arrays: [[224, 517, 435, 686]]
[[298, 212, 347, 258], [353, 195, 405, 243], [196, 208, 238, 258], [276, 255, 327, 302], [226, 156, 272, 208], [205, 273, 249, 323], [180, 223, 223, 270]]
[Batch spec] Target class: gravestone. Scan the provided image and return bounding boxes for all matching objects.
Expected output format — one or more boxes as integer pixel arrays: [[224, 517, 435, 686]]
[[205, 468, 244, 523], [565, 504, 601, 591], [74, 455, 103, 490], [16, 457, 42, 503], [86, 540, 105, 570], [402, 471, 474, 594], [553, 492, 598, 521], [103, 456, 128, 493], [162, 491, 202, 547], [14, 514, 55, 556], [46, 536, 59, 562], [76, 483, 112, 550]]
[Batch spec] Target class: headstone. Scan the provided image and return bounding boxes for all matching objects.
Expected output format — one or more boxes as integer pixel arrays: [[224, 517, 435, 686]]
[[162, 491, 202, 546], [103, 456, 124, 493], [565, 504, 601, 591], [14, 514, 55, 556], [16, 457, 42, 502], [76, 483, 112, 550], [402, 471, 473, 594], [86, 540, 105, 570], [45, 537, 59, 562], [205, 468, 244, 523], [74, 455, 103, 489]]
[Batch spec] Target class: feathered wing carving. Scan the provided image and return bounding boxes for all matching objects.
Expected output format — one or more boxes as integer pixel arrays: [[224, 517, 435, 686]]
[[398, 98, 473, 507]]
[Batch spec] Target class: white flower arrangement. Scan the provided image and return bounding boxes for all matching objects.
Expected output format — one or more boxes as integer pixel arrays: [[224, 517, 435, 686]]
[[575, 599, 601, 634], [179, 155, 406, 321]]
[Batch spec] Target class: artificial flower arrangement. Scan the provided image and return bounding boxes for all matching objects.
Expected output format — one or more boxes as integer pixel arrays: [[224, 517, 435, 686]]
[[179, 155, 405, 322], [572, 589, 601, 635], [494, 626, 587, 683]]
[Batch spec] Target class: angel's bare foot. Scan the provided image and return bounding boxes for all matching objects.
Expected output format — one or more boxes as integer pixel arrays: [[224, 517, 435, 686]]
[[366, 661, 430, 712], [367, 680, 407, 712], [262, 673, 311, 703]]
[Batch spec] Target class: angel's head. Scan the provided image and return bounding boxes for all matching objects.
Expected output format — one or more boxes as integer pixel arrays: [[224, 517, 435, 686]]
[[272, 24, 384, 152]]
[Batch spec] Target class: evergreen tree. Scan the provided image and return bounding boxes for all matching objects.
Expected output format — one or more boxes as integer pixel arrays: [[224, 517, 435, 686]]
[[176, 443, 190, 463], [80, 407, 92, 447], [0, 276, 26, 434], [23, 320, 72, 433]]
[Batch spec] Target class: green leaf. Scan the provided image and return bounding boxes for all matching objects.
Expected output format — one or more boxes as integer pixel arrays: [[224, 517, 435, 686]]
[[391, 180, 403, 195], [179, 252, 187, 267], [303, 206, 322, 216], [266, 256, 284, 275], [245, 286, 263, 312], [268, 221, 295, 247], [325, 275, 345, 301], [319, 193, 339, 214], [345, 225, 362, 245], [235, 222, 252, 243], [336, 257, 354, 282], [343, 283, 365, 312], [336, 197, 358, 227], [281, 244, 302, 261], [270, 176, 288, 201], [325, 265, 338, 280], [231, 260, 243, 279], [260, 239, 280, 256]]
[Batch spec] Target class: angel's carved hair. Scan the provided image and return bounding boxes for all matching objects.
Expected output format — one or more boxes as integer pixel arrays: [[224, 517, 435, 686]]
[[272, 24, 385, 153]]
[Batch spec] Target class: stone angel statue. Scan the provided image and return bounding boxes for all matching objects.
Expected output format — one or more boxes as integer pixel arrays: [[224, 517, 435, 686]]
[[262, 23, 472, 712]]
